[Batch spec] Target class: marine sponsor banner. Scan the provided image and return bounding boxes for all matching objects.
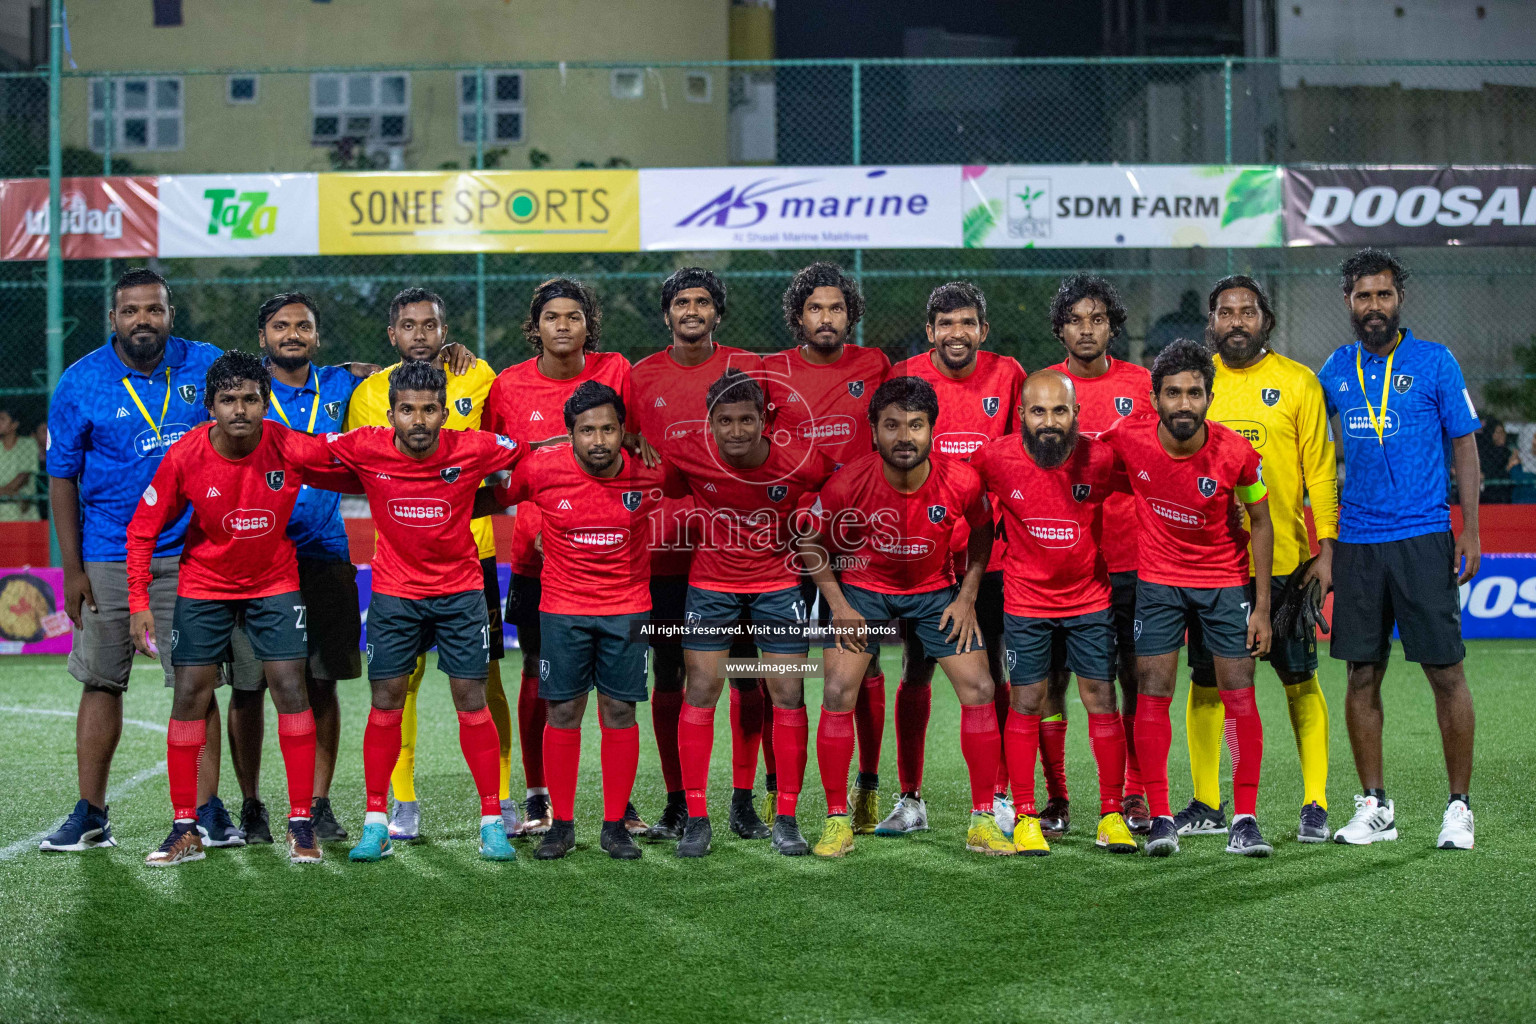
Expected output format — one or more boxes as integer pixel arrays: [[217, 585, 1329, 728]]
[[961, 164, 1283, 248], [1284, 165, 1536, 246], [0, 176, 158, 260], [0, 568, 72, 655], [639, 166, 960, 250], [157, 174, 319, 257], [318, 170, 639, 253]]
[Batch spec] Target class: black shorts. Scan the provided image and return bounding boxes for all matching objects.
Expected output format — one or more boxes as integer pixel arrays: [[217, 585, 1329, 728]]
[[367, 589, 490, 681], [1007, 608, 1116, 685], [649, 575, 689, 649], [683, 585, 809, 655], [1050, 571, 1137, 678], [505, 572, 541, 657], [481, 557, 505, 662], [830, 583, 976, 661], [976, 571, 1005, 643], [1189, 576, 1317, 685], [1330, 532, 1466, 666], [1134, 579, 1252, 659], [538, 611, 651, 704], [298, 559, 362, 681], [172, 592, 308, 667]]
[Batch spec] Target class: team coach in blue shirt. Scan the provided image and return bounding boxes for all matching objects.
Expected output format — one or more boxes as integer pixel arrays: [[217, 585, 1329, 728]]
[[1318, 248, 1480, 853]]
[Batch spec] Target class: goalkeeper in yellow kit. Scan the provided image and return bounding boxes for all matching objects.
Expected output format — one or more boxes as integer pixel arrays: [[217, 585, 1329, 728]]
[[345, 287, 518, 840], [1179, 276, 1338, 844]]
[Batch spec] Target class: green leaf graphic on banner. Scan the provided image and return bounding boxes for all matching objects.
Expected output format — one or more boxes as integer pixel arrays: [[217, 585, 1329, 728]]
[[962, 199, 1002, 249], [1222, 168, 1281, 227]]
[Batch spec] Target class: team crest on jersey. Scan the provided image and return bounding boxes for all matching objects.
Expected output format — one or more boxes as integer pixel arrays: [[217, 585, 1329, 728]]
[[1197, 476, 1218, 498], [766, 485, 788, 502], [454, 397, 473, 416], [1261, 388, 1281, 406], [440, 466, 462, 484], [927, 505, 947, 524], [177, 384, 197, 404], [1072, 484, 1091, 502], [1392, 374, 1414, 394], [847, 380, 865, 399], [621, 490, 643, 512], [265, 470, 285, 491], [981, 396, 1001, 417], [324, 401, 341, 419], [1114, 396, 1133, 416]]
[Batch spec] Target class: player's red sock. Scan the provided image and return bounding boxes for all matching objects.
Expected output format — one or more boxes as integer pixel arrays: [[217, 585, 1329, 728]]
[[816, 708, 856, 816], [1087, 712, 1127, 817], [166, 717, 206, 821], [362, 706, 403, 814], [517, 671, 546, 789], [599, 721, 639, 822], [651, 689, 684, 793], [458, 707, 503, 817], [853, 672, 885, 780], [1122, 710, 1144, 796], [894, 679, 930, 794], [276, 710, 317, 820], [773, 705, 808, 817], [678, 702, 715, 818], [1003, 709, 1041, 816], [761, 693, 777, 781], [959, 703, 1003, 814], [729, 686, 763, 790], [992, 680, 1011, 795], [1219, 686, 1264, 818], [1134, 695, 1174, 818], [542, 723, 581, 821], [1040, 718, 1069, 803]]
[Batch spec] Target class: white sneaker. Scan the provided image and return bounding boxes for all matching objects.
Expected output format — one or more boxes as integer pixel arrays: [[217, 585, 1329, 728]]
[[1333, 794, 1397, 845], [873, 794, 929, 835], [1437, 800, 1474, 850], [992, 793, 1017, 839]]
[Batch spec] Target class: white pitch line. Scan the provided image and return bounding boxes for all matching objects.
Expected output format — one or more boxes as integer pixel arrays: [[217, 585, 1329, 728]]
[[0, 705, 168, 862]]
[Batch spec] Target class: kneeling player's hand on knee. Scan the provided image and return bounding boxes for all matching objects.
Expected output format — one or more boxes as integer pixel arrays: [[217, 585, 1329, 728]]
[[830, 605, 868, 654], [940, 599, 982, 653], [130, 610, 158, 658], [1247, 610, 1272, 658]]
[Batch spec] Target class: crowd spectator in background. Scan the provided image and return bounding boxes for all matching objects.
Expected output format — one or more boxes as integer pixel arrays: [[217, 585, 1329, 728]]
[[1509, 425, 1536, 505], [1142, 290, 1205, 362], [0, 407, 39, 521], [1476, 418, 1520, 504]]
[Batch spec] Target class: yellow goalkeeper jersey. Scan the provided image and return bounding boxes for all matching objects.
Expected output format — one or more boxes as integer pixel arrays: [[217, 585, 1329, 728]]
[[345, 358, 500, 560], [1210, 349, 1338, 576]]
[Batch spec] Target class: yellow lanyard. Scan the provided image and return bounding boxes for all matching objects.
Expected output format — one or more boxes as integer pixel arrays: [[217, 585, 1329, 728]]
[[121, 368, 172, 442], [270, 387, 320, 434], [1354, 341, 1396, 447]]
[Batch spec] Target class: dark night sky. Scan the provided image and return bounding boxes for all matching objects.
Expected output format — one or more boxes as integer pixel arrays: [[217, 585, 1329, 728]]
[[774, 0, 1107, 59]]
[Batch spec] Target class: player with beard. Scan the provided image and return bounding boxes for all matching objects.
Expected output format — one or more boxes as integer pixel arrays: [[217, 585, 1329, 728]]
[[802, 376, 1009, 857], [972, 371, 1139, 856], [1317, 249, 1480, 851], [1045, 274, 1153, 837], [343, 288, 511, 844], [1180, 276, 1338, 844], [630, 268, 776, 843], [1102, 339, 1276, 858], [482, 278, 651, 838], [763, 262, 891, 834], [881, 282, 1024, 838]]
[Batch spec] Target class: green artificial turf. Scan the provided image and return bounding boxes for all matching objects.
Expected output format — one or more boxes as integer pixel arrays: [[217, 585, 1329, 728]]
[[0, 644, 1532, 1023]]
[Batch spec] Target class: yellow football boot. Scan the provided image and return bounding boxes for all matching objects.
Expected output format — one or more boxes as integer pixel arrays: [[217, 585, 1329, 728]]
[[1096, 812, 1138, 854], [1012, 814, 1052, 856], [850, 786, 880, 834], [813, 814, 856, 858], [966, 812, 1017, 856]]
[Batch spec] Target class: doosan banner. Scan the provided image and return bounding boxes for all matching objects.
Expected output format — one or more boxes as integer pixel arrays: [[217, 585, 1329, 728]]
[[1284, 166, 1536, 246], [157, 174, 320, 257], [961, 165, 1283, 248]]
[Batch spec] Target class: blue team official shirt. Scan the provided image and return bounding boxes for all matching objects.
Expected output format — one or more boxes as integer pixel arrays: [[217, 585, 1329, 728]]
[[264, 361, 363, 563], [47, 335, 221, 562], [1317, 328, 1481, 544]]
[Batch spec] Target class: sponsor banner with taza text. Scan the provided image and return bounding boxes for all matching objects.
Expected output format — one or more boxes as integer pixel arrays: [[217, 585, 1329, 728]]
[[157, 174, 319, 257]]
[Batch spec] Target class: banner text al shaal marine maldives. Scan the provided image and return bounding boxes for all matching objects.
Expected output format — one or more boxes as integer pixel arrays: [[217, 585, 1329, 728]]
[[318, 170, 639, 254]]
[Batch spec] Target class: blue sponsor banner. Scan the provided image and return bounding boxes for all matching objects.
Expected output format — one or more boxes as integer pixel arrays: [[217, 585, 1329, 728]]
[[1457, 554, 1536, 639], [355, 564, 520, 651]]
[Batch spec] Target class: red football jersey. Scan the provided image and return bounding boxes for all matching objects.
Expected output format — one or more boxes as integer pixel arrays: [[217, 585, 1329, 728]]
[[762, 345, 891, 467], [812, 451, 986, 596], [630, 344, 765, 455], [495, 447, 664, 616], [1060, 356, 1153, 575], [481, 351, 634, 578], [126, 422, 356, 612], [665, 432, 833, 593], [1100, 413, 1266, 589], [971, 434, 1127, 618], [316, 426, 522, 600]]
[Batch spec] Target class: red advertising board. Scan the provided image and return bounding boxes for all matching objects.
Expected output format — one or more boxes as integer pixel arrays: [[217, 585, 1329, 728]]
[[0, 176, 158, 260]]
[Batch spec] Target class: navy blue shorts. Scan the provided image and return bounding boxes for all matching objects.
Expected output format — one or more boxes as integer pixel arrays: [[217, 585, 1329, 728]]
[[1005, 608, 1115, 685], [367, 590, 490, 681], [538, 611, 650, 703], [828, 583, 976, 661], [172, 592, 308, 666], [683, 585, 808, 655], [1134, 580, 1251, 659], [1190, 576, 1317, 684]]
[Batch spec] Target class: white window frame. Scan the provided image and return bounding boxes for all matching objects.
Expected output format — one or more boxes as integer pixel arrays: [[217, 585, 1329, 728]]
[[457, 70, 525, 146], [684, 71, 712, 104], [310, 71, 411, 145], [610, 68, 644, 100], [89, 76, 184, 152], [226, 75, 259, 105]]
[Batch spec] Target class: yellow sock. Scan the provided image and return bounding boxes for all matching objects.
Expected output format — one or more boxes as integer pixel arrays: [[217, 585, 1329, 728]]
[[1284, 675, 1329, 810], [486, 661, 513, 802], [1186, 683, 1225, 808], [390, 655, 427, 802]]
